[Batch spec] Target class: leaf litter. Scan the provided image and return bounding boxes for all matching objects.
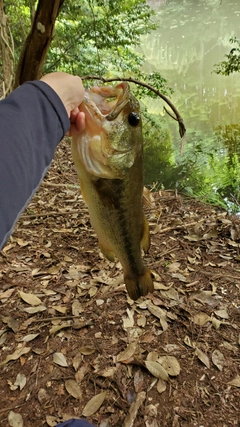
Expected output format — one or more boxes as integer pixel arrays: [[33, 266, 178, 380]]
[[0, 141, 239, 426]]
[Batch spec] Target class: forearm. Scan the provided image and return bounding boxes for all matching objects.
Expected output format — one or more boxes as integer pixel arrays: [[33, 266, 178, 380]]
[[0, 81, 70, 249]]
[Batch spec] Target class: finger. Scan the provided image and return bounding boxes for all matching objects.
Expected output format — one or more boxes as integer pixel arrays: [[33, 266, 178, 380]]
[[66, 112, 85, 136]]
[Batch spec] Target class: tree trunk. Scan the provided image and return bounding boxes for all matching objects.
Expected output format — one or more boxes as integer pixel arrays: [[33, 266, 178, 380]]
[[0, 0, 14, 97], [14, 0, 65, 88]]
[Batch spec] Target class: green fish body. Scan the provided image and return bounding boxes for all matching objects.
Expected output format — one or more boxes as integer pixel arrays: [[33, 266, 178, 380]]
[[71, 82, 153, 300]]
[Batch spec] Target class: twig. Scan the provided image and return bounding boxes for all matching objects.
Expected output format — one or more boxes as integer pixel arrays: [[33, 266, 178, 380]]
[[81, 75, 186, 139], [25, 315, 89, 323], [0, 403, 25, 414], [43, 182, 79, 188], [21, 209, 82, 219], [156, 221, 199, 234]]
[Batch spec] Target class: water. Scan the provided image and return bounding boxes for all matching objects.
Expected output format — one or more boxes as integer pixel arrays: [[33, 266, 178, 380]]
[[139, 0, 240, 210]]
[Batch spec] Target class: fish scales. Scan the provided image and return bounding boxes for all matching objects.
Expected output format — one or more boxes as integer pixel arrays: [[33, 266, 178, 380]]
[[71, 82, 153, 300]]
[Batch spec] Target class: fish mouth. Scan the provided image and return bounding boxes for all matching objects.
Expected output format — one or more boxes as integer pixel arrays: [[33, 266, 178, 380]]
[[75, 82, 138, 179], [82, 82, 130, 121]]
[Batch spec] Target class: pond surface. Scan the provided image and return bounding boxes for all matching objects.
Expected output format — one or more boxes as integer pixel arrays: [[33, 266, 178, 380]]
[[139, 0, 240, 210], [141, 0, 240, 140]]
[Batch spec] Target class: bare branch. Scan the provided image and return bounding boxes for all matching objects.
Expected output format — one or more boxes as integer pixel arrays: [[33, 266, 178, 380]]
[[81, 75, 186, 139]]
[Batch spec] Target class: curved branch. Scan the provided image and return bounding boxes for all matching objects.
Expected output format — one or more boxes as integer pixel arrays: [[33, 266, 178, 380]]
[[81, 75, 186, 139]]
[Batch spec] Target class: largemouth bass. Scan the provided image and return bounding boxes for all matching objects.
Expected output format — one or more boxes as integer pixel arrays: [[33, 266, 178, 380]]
[[71, 82, 153, 300]]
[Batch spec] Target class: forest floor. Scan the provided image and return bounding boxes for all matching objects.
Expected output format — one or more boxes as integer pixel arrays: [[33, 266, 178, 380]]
[[0, 140, 239, 427]]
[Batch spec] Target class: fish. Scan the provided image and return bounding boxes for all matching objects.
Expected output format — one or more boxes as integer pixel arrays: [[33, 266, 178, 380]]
[[71, 82, 153, 300]]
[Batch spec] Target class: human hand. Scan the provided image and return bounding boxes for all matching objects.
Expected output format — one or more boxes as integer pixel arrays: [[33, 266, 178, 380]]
[[40, 72, 85, 135]]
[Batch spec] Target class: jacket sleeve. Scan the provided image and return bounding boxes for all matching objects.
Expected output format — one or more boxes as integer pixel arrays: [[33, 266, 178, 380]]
[[57, 419, 97, 427], [0, 81, 70, 250]]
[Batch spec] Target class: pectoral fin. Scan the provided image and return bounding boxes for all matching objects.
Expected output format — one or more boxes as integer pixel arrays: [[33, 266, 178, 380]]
[[140, 214, 151, 253]]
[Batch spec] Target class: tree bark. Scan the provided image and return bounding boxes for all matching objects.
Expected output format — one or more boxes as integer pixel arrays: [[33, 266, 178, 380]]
[[14, 0, 65, 88], [0, 0, 14, 97]]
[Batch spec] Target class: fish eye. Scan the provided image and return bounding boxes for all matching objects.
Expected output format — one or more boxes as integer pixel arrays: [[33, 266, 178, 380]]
[[128, 112, 140, 126]]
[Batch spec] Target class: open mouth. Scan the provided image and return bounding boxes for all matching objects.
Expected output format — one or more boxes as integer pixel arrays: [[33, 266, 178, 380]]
[[85, 82, 130, 120]]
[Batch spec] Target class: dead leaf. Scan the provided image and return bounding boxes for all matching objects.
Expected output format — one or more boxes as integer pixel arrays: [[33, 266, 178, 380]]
[[167, 262, 181, 272], [0, 332, 8, 346], [0, 288, 15, 300], [211, 316, 222, 329], [137, 315, 146, 327], [123, 308, 135, 328], [147, 303, 168, 331], [8, 411, 23, 427], [20, 333, 39, 342], [214, 308, 229, 319], [158, 355, 181, 376], [49, 323, 71, 335], [46, 415, 58, 427], [192, 312, 210, 326], [183, 335, 194, 348], [82, 391, 106, 416], [54, 305, 67, 314], [97, 367, 117, 377], [157, 378, 167, 394], [2, 316, 19, 333], [65, 379, 82, 399], [22, 305, 46, 314], [18, 290, 42, 306], [195, 347, 210, 369], [117, 342, 137, 362], [0, 346, 31, 366], [79, 347, 95, 356], [212, 349, 225, 371], [145, 360, 169, 381], [38, 388, 50, 405], [72, 300, 84, 316], [12, 373, 27, 391], [72, 353, 82, 371], [227, 375, 240, 387], [53, 352, 68, 367]]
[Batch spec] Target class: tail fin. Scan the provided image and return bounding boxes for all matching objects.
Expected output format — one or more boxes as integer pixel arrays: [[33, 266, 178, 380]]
[[124, 267, 154, 301]]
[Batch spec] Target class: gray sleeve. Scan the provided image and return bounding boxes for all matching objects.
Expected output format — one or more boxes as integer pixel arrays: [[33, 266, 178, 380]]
[[0, 80, 70, 249]]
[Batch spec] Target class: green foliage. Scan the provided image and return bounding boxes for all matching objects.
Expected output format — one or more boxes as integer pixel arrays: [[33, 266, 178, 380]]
[[4, 1, 171, 95], [3, 0, 31, 60], [214, 37, 240, 76], [44, 0, 157, 77]]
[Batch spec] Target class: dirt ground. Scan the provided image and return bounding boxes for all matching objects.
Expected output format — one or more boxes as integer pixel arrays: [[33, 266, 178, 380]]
[[0, 140, 239, 427]]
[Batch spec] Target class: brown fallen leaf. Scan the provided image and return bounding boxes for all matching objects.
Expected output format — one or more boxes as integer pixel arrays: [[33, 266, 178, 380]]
[[65, 379, 82, 399], [212, 349, 225, 371], [192, 312, 211, 326], [8, 411, 23, 427], [157, 378, 167, 394], [158, 355, 181, 376], [82, 391, 106, 417], [18, 290, 42, 306], [117, 342, 137, 362], [0, 288, 15, 300], [0, 345, 31, 367], [53, 352, 68, 367], [2, 316, 19, 333], [227, 375, 240, 387], [195, 347, 210, 369], [145, 360, 169, 381]]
